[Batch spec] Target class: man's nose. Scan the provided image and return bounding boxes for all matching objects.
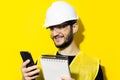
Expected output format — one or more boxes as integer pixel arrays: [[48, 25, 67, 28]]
[[52, 28, 60, 36]]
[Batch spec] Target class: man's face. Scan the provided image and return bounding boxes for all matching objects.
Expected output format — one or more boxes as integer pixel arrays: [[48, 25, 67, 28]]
[[48, 24, 73, 49]]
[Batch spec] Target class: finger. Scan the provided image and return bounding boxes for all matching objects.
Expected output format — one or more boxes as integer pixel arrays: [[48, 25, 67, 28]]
[[23, 68, 40, 79], [22, 59, 30, 68], [25, 65, 38, 72], [27, 69, 40, 77], [60, 75, 74, 80], [24, 76, 33, 80], [29, 74, 40, 80]]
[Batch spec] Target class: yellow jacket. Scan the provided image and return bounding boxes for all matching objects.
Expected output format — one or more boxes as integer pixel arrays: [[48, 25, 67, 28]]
[[36, 51, 99, 80]]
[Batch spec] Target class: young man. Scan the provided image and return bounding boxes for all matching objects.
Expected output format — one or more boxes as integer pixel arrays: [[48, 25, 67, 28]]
[[21, 1, 103, 80]]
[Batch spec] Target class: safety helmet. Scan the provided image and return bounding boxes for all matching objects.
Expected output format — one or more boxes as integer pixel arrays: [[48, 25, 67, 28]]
[[43, 1, 78, 27]]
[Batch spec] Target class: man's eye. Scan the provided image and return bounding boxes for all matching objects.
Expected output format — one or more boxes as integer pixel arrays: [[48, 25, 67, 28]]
[[60, 23, 69, 28], [57, 25, 66, 29], [49, 27, 54, 30], [57, 25, 63, 28], [47, 26, 54, 30]]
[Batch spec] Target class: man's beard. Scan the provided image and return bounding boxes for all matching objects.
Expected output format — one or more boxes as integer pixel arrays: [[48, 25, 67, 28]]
[[53, 28, 73, 49]]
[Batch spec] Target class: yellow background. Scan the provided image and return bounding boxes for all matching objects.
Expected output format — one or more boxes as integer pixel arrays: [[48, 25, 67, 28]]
[[0, 0, 120, 80]]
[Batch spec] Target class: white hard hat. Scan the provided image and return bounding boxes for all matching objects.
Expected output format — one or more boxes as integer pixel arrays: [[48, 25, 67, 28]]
[[43, 1, 78, 27]]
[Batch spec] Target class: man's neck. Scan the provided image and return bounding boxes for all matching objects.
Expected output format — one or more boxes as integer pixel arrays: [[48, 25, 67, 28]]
[[58, 40, 80, 56]]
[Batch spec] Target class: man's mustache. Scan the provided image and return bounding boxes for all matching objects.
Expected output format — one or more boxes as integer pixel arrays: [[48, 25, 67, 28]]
[[52, 35, 64, 39]]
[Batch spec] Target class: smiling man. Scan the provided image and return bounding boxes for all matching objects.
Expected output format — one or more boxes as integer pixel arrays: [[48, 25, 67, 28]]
[[21, 1, 103, 80], [50, 21, 75, 49]]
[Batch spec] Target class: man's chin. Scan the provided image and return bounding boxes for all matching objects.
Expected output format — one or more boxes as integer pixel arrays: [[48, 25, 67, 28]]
[[54, 41, 63, 46], [55, 43, 63, 48], [55, 44, 62, 47]]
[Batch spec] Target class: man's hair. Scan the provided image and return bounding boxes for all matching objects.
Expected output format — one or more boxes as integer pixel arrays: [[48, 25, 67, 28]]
[[65, 20, 77, 26], [48, 20, 77, 29]]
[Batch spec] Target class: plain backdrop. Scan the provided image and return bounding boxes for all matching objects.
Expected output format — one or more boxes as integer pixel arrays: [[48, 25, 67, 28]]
[[0, 0, 120, 80]]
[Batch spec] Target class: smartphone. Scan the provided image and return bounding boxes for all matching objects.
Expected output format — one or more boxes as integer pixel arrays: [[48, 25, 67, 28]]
[[20, 51, 35, 67], [20, 51, 38, 80]]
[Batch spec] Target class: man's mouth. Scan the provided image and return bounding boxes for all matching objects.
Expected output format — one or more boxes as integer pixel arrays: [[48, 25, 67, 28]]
[[53, 36, 64, 42]]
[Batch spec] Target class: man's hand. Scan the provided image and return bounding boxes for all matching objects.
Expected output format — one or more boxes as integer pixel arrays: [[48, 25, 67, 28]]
[[60, 76, 74, 80], [21, 59, 40, 80]]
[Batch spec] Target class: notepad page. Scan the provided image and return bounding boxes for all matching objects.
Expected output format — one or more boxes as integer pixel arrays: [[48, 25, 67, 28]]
[[40, 58, 70, 80]]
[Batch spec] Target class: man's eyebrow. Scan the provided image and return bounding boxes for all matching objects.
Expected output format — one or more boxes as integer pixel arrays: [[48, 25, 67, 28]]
[[47, 25, 59, 29], [46, 21, 71, 29], [47, 25, 55, 28], [46, 26, 55, 30]]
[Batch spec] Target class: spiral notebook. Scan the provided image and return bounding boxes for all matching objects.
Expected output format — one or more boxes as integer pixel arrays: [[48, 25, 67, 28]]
[[40, 55, 71, 80]]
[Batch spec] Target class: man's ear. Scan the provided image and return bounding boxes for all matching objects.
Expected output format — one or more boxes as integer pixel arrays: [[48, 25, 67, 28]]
[[72, 23, 78, 34]]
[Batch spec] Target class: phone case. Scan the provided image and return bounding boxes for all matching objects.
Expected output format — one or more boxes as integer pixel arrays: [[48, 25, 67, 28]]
[[20, 51, 35, 67]]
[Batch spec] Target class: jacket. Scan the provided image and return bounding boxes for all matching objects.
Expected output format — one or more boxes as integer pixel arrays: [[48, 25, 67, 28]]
[[36, 51, 99, 80]]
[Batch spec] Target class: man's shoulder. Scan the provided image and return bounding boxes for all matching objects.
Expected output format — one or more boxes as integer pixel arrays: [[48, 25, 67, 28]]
[[77, 51, 99, 65]]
